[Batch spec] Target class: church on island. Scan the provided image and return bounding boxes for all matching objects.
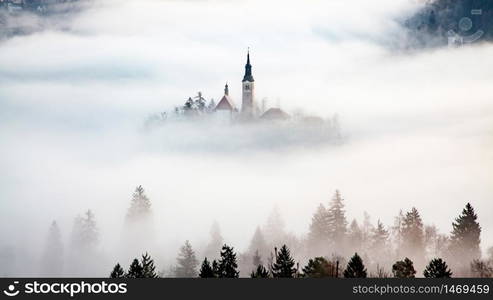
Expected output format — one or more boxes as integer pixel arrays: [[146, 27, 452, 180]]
[[176, 51, 291, 122]]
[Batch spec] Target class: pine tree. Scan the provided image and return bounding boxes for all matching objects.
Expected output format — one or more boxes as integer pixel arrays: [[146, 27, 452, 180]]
[[343, 253, 367, 278], [271, 245, 296, 278], [212, 259, 220, 277], [248, 227, 269, 259], [126, 185, 152, 223], [217, 245, 239, 278], [302, 257, 337, 278], [141, 253, 158, 278], [175, 240, 199, 278], [252, 250, 263, 267], [449, 203, 481, 269], [307, 204, 330, 253], [263, 207, 286, 246], [392, 258, 416, 278], [250, 264, 270, 278], [204, 221, 223, 260], [347, 219, 363, 253], [41, 221, 64, 276], [71, 210, 99, 250], [401, 207, 425, 265], [110, 263, 125, 278], [423, 258, 452, 278], [126, 258, 144, 278], [198, 258, 215, 278], [327, 190, 347, 245], [370, 220, 390, 265]]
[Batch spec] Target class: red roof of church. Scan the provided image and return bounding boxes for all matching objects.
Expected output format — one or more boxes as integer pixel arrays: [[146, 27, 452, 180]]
[[215, 95, 236, 111], [260, 108, 290, 120]]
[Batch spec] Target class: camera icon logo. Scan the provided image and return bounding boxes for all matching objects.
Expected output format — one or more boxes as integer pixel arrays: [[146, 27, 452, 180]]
[[3, 281, 20, 297], [448, 9, 484, 47]]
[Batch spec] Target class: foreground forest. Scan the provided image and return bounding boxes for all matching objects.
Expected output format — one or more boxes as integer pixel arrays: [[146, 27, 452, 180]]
[[22, 186, 492, 278]]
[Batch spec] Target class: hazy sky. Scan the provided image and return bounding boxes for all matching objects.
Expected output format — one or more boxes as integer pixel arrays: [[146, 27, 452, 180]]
[[0, 0, 492, 274]]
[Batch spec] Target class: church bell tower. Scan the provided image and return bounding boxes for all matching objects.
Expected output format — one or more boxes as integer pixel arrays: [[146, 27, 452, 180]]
[[241, 50, 255, 118]]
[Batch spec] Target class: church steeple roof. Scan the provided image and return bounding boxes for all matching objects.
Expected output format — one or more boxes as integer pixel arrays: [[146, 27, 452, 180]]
[[242, 49, 254, 82]]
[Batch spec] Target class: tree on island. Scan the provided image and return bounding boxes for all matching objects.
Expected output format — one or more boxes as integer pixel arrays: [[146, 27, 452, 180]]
[[343, 253, 367, 278], [271, 245, 297, 278], [392, 258, 416, 278], [175, 240, 199, 278], [423, 258, 452, 278]]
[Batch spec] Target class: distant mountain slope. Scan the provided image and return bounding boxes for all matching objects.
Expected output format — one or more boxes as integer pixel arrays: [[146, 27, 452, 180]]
[[0, 0, 89, 39], [405, 0, 493, 47]]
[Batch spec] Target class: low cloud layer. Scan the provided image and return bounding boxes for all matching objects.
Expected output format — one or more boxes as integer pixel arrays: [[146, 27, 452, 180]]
[[0, 0, 492, 276]]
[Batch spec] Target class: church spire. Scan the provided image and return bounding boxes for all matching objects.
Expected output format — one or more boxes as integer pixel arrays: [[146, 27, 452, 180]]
[[224, 82, 229, 96], [242, 49, 254, 82]]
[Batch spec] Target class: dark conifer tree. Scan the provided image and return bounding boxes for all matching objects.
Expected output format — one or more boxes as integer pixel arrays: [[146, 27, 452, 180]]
[[302, 257, 336, 278], [198, 258, 215, 278], [126, 185, 152, 223], [449, 203, 481, 268], [250, 264, 270, 278], [392, 258, 416, 278], [110, 263, 125, 278], [141, 253, 158, 278], [343, 253, 367, 278], [217, 245, 239, 278], [423, 258, 452, 278], [212, 259, 220, 277], [175, 240, 199, 277], [271, 245, 296, 278], [126, 258, 144, 278]]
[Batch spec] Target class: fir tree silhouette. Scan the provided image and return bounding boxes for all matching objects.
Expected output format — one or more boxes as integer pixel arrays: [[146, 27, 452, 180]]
[[450, 203, 481, 269], [271, 245, 296, 278], [175, 240, 199, 277], [198, 258, 215, 278], [217, 244, 239, 278], [126, 258, 144, 278], [343, 253, 367, 278], [423, 258, 452, 278], [141, 253, 158, 278], [110, 263, 125, 278]]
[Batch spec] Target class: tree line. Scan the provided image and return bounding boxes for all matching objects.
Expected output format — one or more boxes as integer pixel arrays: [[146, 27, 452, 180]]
[[40, 186, 492, 278]]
